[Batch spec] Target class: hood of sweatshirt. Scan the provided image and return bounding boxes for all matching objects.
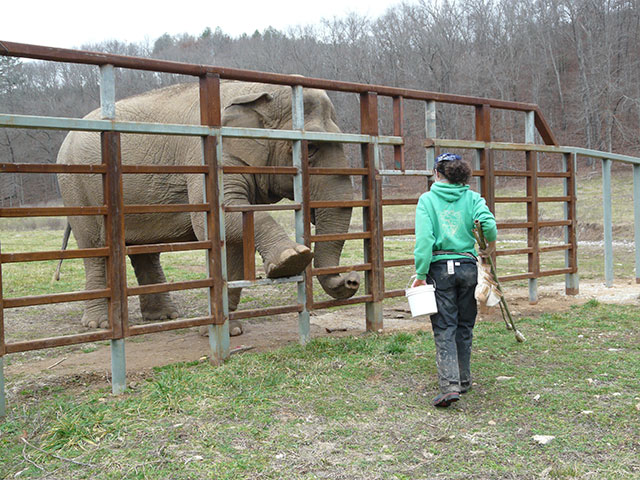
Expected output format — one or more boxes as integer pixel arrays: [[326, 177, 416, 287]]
[[429, 182, 470, 203]]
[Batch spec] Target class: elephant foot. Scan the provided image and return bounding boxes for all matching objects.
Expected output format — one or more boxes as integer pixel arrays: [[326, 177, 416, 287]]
[[265, 245, 313, 278], [141, 304, 180, 322], [230, 320, 243, 336], [140, 293, 179, 322], [82, 311, 109, 329], [198, 320, 243, 337]]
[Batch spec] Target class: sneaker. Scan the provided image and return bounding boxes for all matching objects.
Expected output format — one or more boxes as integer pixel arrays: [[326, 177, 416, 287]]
[[432, 391, 460, 408], [460, 383, 472, 394]]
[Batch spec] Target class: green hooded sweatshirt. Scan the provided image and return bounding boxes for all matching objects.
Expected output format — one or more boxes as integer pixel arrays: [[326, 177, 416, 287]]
[[414, 182, 497, 280]]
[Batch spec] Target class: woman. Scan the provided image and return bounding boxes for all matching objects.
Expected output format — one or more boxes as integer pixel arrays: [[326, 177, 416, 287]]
[[413, 152, 497, 408]]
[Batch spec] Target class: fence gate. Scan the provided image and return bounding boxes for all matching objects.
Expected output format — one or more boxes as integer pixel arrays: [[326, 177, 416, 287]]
[[2, 41, 640, 417]]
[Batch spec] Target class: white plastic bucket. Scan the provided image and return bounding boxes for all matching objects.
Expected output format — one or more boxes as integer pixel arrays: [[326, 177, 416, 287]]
[[405, 282, 438, 317]]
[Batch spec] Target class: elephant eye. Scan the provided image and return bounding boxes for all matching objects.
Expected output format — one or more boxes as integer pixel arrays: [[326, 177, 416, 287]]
[[307, 143, 320, 158]]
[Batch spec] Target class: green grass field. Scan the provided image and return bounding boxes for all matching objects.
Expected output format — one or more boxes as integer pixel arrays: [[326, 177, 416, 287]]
[[1, 300, 638, 479]]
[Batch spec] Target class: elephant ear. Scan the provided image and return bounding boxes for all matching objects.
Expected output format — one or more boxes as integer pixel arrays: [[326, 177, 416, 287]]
[[223, 92, 273, 128], [222, 92, 273, 166]]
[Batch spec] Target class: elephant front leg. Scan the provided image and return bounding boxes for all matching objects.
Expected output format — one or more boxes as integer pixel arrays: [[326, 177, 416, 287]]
[[129, 253, 179, 321], [253, 212, 312, 278]]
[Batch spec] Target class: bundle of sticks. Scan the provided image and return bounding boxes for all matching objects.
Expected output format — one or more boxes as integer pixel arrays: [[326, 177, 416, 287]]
[[473, 220, 526, 343]]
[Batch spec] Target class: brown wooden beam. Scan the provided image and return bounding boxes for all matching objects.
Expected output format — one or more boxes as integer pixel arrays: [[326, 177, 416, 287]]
[[103, 131, 127, 338], [242, 211, 256, 281], [4, 289, 111, 308], [1, 247, 109, 263], [5, 331, 113, 354], [0, 163, 107, 174], [199, 73, 225, 327]]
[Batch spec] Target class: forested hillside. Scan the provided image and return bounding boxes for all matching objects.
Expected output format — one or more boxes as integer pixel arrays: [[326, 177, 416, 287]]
[[2, 0, 639, 205]]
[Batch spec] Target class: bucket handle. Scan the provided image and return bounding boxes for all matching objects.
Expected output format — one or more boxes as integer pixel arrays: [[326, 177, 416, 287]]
[[407, 274, 437, 290]]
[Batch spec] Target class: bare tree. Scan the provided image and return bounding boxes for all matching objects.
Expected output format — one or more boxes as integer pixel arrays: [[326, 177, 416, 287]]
[[4, 0, 640, 206]]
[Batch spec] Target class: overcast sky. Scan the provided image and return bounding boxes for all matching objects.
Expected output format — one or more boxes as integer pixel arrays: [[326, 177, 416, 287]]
[[1, 0, 416, 50]]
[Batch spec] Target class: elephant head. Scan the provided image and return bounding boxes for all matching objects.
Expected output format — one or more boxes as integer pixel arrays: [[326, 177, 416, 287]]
[[219, 83, 360, 300]]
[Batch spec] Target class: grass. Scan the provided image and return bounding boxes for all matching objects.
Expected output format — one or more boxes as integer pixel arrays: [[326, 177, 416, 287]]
[[1, 300, 639, 478]]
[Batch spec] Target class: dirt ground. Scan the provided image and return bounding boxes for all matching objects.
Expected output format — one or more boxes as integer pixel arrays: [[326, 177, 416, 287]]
[[4, 280, 639, 399]]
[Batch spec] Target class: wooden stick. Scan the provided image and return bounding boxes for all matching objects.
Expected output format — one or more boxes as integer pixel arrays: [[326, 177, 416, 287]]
[[474, 221, 526, 342], [21, 438, 95, 467], [229, 345, 254, 355], [47, 357, 67, 369], [498, 299, 512, 330], [326, 327, 348, 333]]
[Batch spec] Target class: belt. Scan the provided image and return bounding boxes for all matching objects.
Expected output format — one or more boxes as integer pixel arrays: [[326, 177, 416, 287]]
[[432, 250, 477, 261]]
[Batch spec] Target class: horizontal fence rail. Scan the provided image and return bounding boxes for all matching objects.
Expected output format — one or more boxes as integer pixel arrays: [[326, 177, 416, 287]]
[[1, 41, 639, 416]]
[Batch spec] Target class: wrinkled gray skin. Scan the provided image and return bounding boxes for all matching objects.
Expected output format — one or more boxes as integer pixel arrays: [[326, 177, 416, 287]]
[[57, 81, 360, 335]]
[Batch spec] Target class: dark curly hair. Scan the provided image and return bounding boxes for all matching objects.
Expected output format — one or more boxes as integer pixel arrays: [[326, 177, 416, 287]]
[[435, 158, 472, 185]]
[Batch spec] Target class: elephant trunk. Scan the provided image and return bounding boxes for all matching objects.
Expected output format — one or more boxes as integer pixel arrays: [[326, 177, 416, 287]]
[[312, 179, 360, 299]]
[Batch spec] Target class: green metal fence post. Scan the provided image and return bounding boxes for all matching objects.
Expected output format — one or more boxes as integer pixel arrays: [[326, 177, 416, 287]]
[[634, 165, 640, 284], [208, 130, 230, 362], [473, 148, 481, 193], [101, 64, 127, 395], [199, 74, 229, 364], [361, 92, 384, 332], [204, 127, 230, 364], [292, 85, 310, 344], [525, 111, 538, 303], [0, 238, 5, 417], [425, 101, 436, 172], [100, 65, 116, 120], [602, 158, 614, 287], [0, 357, 5, 418], [110, 339, 126, 394]]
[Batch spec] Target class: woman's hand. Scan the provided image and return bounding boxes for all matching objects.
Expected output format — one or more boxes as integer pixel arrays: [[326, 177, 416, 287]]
[[478, 243, 495, 258], [412, 278, 427, 288]]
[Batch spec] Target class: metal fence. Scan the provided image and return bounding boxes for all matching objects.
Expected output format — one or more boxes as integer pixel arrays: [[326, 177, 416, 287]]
[[1, 41, 639, 417]]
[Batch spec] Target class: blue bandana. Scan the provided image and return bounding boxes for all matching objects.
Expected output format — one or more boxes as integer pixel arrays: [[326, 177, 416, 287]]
[[435, 152, 461, 166]]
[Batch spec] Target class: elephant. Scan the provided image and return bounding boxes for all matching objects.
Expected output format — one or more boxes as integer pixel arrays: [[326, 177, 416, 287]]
[[56, 80, 361, 335]]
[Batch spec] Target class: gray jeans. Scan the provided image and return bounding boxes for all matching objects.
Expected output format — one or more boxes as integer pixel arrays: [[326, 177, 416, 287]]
[[428, 259, 478, 393]]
